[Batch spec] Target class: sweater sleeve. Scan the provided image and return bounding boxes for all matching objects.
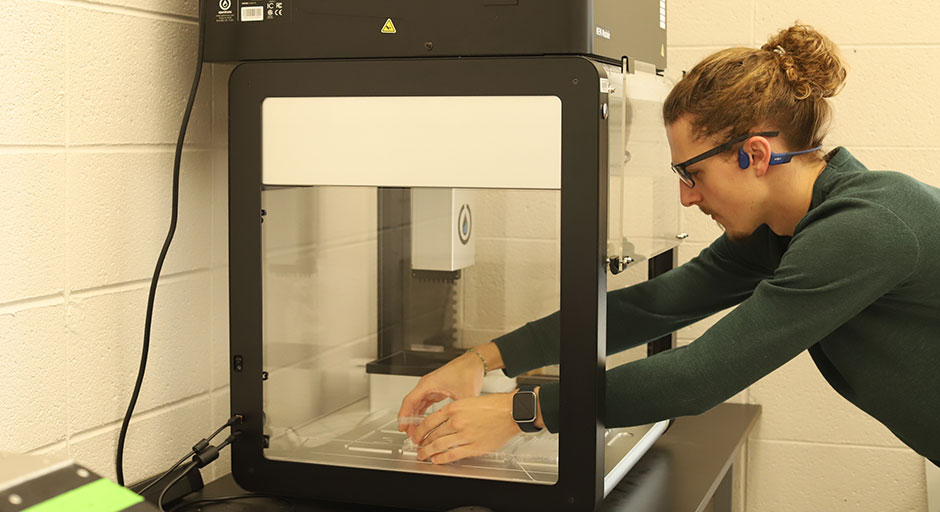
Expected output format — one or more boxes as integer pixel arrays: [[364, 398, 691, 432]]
[[494, 226, 783, 379], [564, 199, 920, 431]]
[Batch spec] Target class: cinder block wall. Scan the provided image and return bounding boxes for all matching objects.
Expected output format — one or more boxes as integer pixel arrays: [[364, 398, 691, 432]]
[[1, 0, 232, 484], [3, 0, 937, 508], [667, 1, 939, 510]]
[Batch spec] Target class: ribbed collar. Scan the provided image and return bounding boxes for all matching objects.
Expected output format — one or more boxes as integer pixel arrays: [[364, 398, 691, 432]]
[[809, 147, 866, 211]]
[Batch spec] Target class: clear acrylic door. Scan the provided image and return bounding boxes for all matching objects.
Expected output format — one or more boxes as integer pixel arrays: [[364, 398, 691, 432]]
[[260, 186, 561, 484]]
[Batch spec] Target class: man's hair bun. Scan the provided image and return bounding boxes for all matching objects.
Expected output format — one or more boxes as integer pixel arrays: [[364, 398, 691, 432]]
[[761, 23, 848, 100], [664, 23, 847, 151]]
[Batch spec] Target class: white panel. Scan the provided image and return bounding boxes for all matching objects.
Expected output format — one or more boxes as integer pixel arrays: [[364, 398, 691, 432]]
[[603, 420, 669, 497], [262, 96, 562, 189], [411, 188, 476, 271]]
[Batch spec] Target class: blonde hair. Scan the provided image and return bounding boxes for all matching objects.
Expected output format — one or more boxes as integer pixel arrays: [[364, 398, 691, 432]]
[[663, 24, 848, 152]]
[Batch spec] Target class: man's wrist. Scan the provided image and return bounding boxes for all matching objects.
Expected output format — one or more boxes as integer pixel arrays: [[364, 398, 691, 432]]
[[475, 342, 505, 371], [465, 348, 489, 375]]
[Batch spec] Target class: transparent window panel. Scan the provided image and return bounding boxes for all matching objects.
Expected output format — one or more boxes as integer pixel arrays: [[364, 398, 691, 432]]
[[261, 186, 560, 485], [601, 68, 676, 492], [607, 68, 680, 267]]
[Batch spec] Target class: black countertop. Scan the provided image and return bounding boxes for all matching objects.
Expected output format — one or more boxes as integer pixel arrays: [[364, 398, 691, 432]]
[[171, 403, 760, 512]]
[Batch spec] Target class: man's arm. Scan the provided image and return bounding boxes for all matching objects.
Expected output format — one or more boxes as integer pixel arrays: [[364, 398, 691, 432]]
[[495, 226, 784, 378], [536, 199, 919, 431]]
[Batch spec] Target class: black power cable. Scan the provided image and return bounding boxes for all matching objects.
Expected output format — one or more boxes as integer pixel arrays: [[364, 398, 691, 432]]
[[157, 460, 200, 511], [157, 433, 240, 511], [137, 415, 241, 496], [116, 0, 207, 486]]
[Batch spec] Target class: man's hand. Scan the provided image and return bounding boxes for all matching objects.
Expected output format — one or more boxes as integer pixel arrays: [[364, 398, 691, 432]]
[[397, 351, 487, 439], [413, 393, 521, 464]]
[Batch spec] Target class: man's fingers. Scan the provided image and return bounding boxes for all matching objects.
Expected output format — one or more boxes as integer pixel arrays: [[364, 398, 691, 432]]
[[399, 390, 453, 431], [419, 419, 456, 447], [412, 407, 450, 443], [430, 445, 478, 465], [417, 433, 465, 461], [399, 394, 437, 431], [397, 389, 427, 430]]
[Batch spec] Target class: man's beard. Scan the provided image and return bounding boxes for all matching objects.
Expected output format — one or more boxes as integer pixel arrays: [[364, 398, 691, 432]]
[[716, 218, 749, 242]]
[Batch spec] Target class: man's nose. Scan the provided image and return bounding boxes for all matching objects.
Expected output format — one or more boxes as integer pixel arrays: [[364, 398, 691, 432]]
[[679, 180, 701, 207]]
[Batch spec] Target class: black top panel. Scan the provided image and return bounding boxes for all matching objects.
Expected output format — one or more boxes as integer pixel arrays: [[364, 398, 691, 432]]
[[204, 0, 667, 68]]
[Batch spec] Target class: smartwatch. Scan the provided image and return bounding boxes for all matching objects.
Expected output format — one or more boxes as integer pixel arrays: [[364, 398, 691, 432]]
[[512, 385, 542, 433]]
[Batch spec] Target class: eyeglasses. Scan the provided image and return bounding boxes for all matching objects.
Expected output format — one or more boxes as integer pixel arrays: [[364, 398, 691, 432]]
[[670, 131, 779, 188]]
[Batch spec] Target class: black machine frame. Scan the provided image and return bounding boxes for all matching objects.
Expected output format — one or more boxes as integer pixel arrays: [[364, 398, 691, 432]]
[[228, 56, 676, 511], [203, 0, 668, 70]]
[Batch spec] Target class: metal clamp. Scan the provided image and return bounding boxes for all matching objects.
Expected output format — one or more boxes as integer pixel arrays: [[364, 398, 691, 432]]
[[605, 255, 635, 275]]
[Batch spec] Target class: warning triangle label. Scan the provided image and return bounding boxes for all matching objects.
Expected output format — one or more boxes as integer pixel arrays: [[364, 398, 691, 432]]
[[382, 18, 397, 34]]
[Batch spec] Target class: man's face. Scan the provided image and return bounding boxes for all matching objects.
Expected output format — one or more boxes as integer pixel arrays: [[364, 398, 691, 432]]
[[666, 117, 764, 241]]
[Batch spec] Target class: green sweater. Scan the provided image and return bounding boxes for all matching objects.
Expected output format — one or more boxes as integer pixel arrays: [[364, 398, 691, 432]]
[[494, 148, 940, 461]]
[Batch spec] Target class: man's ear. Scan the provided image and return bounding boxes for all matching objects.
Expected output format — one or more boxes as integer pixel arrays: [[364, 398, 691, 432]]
[[743, 136, 773, 177]]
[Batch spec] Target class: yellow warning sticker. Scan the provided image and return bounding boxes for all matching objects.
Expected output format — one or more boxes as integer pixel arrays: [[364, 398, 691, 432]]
[[382, 18, 397, 34], [661, 44, 665, 57]]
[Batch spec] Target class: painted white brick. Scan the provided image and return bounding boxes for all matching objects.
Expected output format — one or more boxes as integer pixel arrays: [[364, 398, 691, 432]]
[[462, 238, 559, 331], [755, 0, 940, 45], [826, 48, 940, 148], [208, 389, 232, 481], [68, 7, 210, 145], [746, 440, 927, 512], [0, 153, 67, 304], [67, 150, 211, 291], [314, 241, 377, 344], [262, 240, 377, 350], [675, 242, 738, 342], [210, 267, 229, 391], [29, 441, 69, 459], [664, 47, 732, 85], [676, 241, 708, 266], [844, 148, 940, 189], [681, 203, 725, 244], [67, 274, 211, 434], [0, 305, 68, 452], [668, 0, 754, 47], [458, 328, 505, 350], [314, 187, 377, 247], [263, 337, 373, 432], [606, 344, 646, 369], [677, 307, 732, 342], [607, 257, 647, 291], [0, 1, 67, 145], [474, 190, 560, 241], [69, 398, 212, 484], [748, 352, 908, 448], [261, 187, 320, 252], [664, 47, 940, 154], [95, 0, 199, 18]]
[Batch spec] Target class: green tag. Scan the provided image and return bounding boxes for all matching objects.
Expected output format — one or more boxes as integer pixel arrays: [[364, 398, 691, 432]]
[[23, 478, 144, 512]]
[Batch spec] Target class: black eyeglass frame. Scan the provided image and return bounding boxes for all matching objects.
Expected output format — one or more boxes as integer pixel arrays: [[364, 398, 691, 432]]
[[670, 130, 779, 188]]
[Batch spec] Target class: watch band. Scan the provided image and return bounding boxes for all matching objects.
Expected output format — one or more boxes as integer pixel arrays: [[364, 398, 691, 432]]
[[514, 385, 542, 433]]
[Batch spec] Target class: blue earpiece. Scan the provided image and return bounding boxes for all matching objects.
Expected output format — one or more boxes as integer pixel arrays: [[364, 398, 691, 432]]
[[738, 145, 823, 170], [737, 147, 750, 169]]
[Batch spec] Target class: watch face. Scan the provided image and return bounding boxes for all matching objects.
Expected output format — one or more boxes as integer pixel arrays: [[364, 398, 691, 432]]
[[512, 391, 537, 422]]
